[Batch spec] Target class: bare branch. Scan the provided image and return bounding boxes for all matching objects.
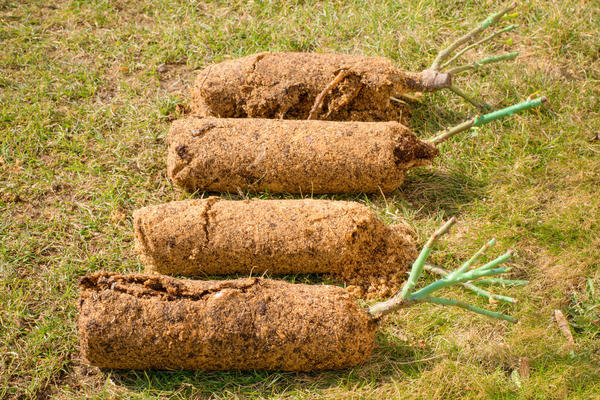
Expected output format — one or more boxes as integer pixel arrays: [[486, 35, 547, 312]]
[[446, 52, 518, 75], [430, 2, 517, 71], [441, 24, 518, 70], [424, 263, 517, 304], [430, 96, 547, 145], [448, 86, 492, 110]]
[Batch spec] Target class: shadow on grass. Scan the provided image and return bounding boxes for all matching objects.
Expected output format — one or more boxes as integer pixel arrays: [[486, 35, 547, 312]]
[[188, 168, 486, 219], [105, 336, 437, 398], [393, 169, 486, 217], [406, 99, 468, 135]]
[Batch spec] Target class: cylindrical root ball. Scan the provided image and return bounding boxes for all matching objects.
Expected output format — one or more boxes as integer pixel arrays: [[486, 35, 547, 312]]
[[191, 52, 450, 122], [78, 272, 377, 371], [167, 117, 437, 195], [134, 198, 417, 299]]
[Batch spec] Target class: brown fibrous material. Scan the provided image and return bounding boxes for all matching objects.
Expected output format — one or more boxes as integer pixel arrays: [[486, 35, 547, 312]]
[[78, 271, 377, 371], [134, 198, 417, 299], [190, 52, 451, 122], [167, 117, 437, 195]]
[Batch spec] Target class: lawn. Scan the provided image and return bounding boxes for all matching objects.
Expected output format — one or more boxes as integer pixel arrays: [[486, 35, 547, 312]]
[[1, 0, 599, 399]]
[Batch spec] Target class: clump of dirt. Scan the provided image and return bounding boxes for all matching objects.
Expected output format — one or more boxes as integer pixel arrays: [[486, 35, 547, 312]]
[[167, 117, 438, 195], [190, 53, 450, 123], [78, 271, 376, 371], [134, 198, 417, 299]]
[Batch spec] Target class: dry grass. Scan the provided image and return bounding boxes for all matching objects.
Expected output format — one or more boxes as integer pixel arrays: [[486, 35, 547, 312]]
[[1, 0, 599, 398]]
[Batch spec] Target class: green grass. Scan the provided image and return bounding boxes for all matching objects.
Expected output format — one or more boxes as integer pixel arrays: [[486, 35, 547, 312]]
[[1, 0, 599, 398]]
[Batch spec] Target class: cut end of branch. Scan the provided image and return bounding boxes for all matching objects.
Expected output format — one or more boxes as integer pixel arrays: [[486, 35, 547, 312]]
[[420, 69, 453, 91], [426, 217, 457, 247], [430, 2, 520, 71], [430, 95, 547, 145], [406, 70, 452, 92], [435, 216, 457, 235]]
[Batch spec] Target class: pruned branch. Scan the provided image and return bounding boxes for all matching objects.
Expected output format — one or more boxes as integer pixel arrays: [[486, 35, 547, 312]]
[[424, 263, 517, 304], [424, 3, 519, 108], [448, 86, 492, 110], [425, 296, 517, 322], [368, 219, 521, 323], [477, 277, 528, 286], [441, 24, 518, 70], [446, 52, 518, 75], [430, 2, 517, 71], [398, 217, 457, 299], [429, 96, 547, 145]]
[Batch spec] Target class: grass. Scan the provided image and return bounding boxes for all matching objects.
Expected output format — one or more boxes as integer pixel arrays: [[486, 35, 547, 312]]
[[1, 0, 599, 398]]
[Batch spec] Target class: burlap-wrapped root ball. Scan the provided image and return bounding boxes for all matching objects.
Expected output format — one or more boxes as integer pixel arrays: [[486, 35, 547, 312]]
[[167, 117, 437, 195], [191, 52, 450, 122], [134, 198, 417, 299], [78, 272, 377, 371]]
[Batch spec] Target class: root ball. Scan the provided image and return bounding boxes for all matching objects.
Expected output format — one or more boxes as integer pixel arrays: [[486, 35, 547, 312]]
[[167, 117, 437, 195], [78, 272, 377, 371], [134, 198, 417, 299], [190, 52, 423, 122]]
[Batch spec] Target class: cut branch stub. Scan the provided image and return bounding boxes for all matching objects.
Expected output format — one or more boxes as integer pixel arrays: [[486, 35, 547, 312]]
[[441, 24, 518, 70], [398, 217, 457, 299], [447, 52, 519, 75]]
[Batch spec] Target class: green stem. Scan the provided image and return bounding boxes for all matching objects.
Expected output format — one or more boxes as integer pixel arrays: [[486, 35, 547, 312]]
[[399, 246, 432, 299], [411, 251, 512, 300], [367, 297, 418, 317], [429, 119, 476, 145], [368, 220, 519, 322], [430, 2, 517, 71], [424, 296, 517, 323], [447, 238, 496, 279], [368, 218, 457, 316], [473, 251, 514, 272], [424, 264, 517, 304], [429, 96, 547, 145], [472, 96, 547, 127], [441, 24, 518, 70], [457, 266, 510, 283], [446, 52, 519, 75], [409, 266, 508, 300], [399, 218, 456, 299], [448, 86, 491, 110], [477, 278, 529, 286]]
